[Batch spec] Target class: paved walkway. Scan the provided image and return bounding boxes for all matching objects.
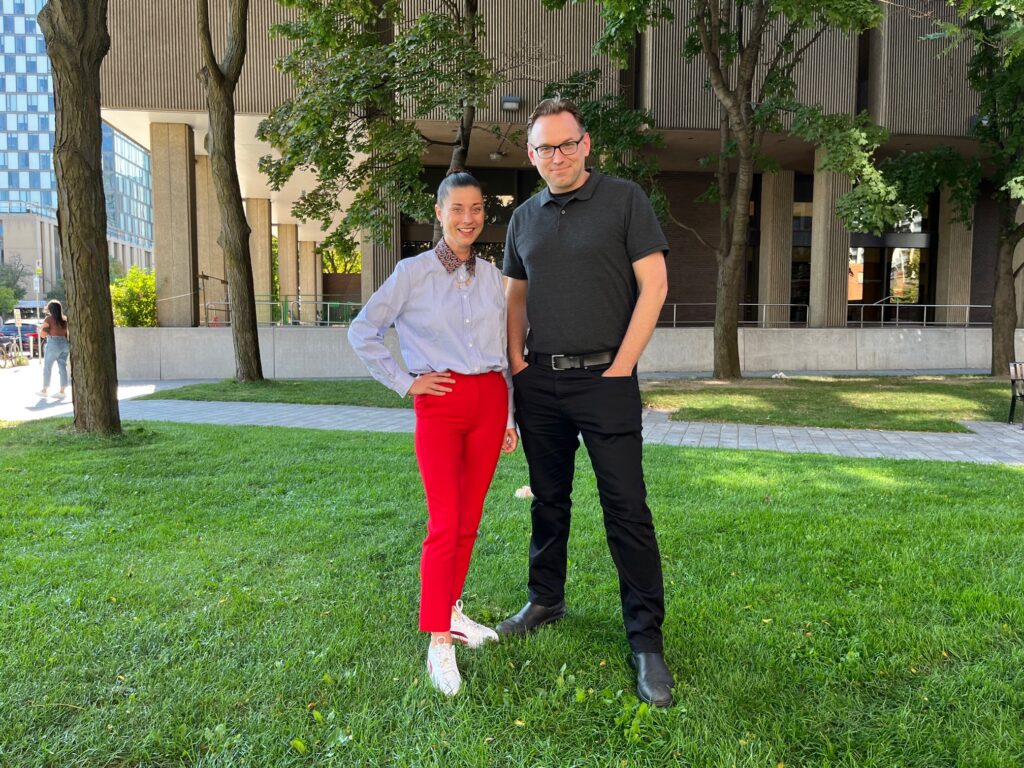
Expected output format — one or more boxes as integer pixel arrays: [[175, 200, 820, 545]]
[[3, 363, 1023, 465]]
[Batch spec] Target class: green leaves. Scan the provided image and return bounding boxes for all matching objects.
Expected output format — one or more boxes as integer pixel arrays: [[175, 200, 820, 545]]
[[790, 105, 906, 235], [109, 266, 157, 328], [258, 1, 499, 249]]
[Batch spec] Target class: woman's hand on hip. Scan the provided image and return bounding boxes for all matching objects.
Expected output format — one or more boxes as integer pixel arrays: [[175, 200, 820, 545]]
[[409, 371, 455, 396], [502, 428, 519, 454]]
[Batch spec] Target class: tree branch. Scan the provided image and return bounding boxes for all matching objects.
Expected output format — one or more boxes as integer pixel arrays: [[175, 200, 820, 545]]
[[698, 2, 741, 121], [419, 131, 459, 146], [222, 0, 250, 85], [668, 209, 716, 253], [196, 0, 223, 88], [737, 0, 768, 90]]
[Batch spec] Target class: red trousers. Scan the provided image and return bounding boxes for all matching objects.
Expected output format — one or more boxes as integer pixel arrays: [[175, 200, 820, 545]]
[[413, 371, 508, 632]]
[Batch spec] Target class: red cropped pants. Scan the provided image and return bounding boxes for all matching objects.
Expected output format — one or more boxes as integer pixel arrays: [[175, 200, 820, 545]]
[[413, 371, 508, 632]]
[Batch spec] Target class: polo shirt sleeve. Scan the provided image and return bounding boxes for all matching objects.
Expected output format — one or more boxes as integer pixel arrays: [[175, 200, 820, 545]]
[[625, 182, 669, 262], [502, 212, 527, 280]]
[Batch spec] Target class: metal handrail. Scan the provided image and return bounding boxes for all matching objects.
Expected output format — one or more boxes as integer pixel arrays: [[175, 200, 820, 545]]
[[659, 303, 809, 328], [848, 302, 991, 328], [203, 299, 363, 327], [658, 302, 993, 329]]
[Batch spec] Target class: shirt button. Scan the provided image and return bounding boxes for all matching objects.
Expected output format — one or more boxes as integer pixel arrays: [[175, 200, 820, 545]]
[[468, 343, 474, 347], [561, 209, 566, 215]]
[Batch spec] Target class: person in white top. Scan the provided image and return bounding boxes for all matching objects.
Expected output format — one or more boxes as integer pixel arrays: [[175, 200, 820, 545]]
[[348, 172, 518, 696]]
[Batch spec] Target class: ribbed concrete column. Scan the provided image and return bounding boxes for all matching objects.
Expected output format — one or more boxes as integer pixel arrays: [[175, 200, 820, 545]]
[[298, 240, 321, 324], [359, 204, 402, 299], [150, 123, 198, 327], [758, 171, 795, 328], [809, 148, 852, 328], [194, 154, 226, 325], [245, 198, 273, 323], [278, 223, 299, 323], [934, 186, 974, 326]]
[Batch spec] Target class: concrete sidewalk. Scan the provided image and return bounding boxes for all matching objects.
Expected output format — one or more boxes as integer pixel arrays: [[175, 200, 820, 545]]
[[0, 360, 205, 424], [3, 363, 1023, 465]]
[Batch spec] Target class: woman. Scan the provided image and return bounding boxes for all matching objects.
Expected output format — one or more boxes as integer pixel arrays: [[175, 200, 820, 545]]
[[348, 172, 518, 696], [37, 300, 69, 399]]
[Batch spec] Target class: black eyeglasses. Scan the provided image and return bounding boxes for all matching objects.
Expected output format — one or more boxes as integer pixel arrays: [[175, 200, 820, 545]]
[[530, 135, 585, 159]]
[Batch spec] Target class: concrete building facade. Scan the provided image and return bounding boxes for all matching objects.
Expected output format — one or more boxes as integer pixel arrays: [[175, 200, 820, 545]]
[[97, 0, 1022, 366]]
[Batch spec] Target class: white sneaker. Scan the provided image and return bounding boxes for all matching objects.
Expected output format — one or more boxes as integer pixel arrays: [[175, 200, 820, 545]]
[[426, 641, 461, 696], [450, 600, 499, 648]]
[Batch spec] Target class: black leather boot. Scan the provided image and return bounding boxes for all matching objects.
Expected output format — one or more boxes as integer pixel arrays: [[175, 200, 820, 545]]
[[495, 601, 567, 636], [631, 652, 675, 708]]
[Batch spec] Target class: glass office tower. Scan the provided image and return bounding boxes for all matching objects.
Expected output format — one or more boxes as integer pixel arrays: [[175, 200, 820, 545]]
[[0, 0, 153, 311]]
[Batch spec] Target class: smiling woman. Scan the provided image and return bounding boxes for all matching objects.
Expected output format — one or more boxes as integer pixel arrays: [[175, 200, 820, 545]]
[[347, 171, 519, 697]]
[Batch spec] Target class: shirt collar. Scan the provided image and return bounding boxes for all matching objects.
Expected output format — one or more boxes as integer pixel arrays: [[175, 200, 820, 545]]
[[539, 168, 602, 206], [435, 237, 477, 277]]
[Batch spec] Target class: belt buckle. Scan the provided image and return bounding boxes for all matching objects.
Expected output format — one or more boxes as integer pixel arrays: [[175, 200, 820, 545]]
[[550, 353, 567, 370]]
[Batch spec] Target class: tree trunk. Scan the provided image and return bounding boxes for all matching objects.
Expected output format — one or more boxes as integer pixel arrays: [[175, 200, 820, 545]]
[[206, 79, 262, 380], [712, 141, 755, 380], [39, 0, 121, 434], [432, 1, 478, 245], [197, 0, 262, 381], [991, 201, 1022, 375], [432, 103, 477, 243]]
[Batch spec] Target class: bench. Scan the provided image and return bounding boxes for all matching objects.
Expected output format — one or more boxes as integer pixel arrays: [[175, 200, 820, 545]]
[[1010, 362, 1024, 428]]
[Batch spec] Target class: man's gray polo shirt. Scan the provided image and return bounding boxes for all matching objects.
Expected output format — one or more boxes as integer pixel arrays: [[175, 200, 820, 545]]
[[503, 169, 668, 355]]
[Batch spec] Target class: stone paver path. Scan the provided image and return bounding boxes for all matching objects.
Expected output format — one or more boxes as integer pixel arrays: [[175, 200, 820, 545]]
[[640, 411, 1024, 465], [4, 366, 1022, 465], [111, 398, 1024, 466]]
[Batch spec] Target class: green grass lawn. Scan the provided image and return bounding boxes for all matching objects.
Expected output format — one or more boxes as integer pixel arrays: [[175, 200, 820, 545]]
[[139, 378, 411, 409], [643, 376, 1010, 432], [2, 420, 1024, 766]]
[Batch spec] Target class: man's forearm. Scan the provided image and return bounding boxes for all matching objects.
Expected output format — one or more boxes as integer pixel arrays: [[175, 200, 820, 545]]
[[506, 279, 529, 372], [607, 254, 668, 376], [608, 287, 665, 374], [508, 305, 527, 357]]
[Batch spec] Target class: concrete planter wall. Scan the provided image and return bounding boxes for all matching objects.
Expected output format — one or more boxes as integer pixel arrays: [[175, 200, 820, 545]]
[[113, 326, 1024, 380]]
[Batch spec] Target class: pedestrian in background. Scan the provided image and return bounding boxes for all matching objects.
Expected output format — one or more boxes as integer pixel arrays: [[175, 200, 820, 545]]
[[37, 299, 69, 399]]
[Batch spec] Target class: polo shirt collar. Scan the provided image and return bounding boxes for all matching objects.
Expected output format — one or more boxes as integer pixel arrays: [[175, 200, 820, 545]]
[[539, 168, 602, 206]]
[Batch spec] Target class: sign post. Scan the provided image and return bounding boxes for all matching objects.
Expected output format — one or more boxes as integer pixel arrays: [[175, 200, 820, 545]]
[[35, 259, 42, 321]]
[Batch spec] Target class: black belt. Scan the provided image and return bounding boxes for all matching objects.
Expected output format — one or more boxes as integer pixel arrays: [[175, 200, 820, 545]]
[[527, 350, 616, 370]]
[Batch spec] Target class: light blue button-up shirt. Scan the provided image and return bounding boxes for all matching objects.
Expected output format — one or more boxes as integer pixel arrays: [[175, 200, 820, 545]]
[[348, 249, 514, 427]]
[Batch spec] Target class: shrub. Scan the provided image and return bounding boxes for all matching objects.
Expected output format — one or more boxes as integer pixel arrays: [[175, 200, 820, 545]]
[[110, 266, 157, 327]]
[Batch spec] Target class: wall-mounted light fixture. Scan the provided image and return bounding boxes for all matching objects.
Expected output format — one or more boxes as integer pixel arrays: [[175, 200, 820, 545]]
[[501, 95, 522, 112]]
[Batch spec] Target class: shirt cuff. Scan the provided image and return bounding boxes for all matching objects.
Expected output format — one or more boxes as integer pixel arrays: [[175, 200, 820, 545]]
[[396, 371, 416, 398]]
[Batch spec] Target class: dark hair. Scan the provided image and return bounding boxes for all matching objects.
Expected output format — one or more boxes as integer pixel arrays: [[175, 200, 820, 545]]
[[527, 96, 587, 140], [46, 300, 67, 328], [436, 170, 482, 206]]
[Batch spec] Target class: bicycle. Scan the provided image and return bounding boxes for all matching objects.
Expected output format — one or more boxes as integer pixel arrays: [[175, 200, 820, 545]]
[[0, 337, 22, 368]]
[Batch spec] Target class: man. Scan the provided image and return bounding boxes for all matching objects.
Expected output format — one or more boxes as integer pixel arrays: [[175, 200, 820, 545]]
[[498, 96, 674, 708]]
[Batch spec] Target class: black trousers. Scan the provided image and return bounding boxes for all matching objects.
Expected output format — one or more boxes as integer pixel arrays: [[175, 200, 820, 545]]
[[512, 363, 665, 653]]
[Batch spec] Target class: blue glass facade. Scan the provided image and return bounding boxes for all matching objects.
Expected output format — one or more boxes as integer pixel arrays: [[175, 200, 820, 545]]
[[0, 0, 53, 217], [102, 126, 153, 249], [0, 0, 152, 251]]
